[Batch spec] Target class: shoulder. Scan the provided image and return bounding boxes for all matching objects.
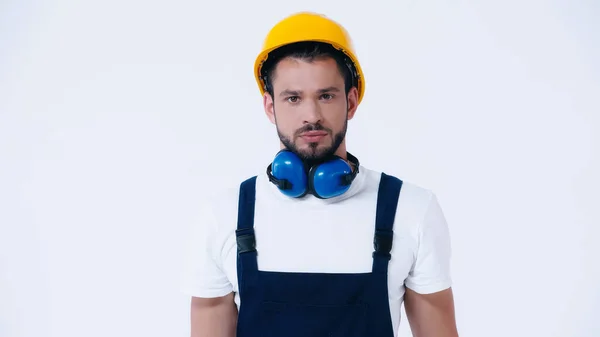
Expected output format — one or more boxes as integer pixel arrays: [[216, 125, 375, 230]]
[[191, 180, 245, 245], [360, 166, 436, 215], [195, 173, 276, 235], [361, 166, 446, 245]]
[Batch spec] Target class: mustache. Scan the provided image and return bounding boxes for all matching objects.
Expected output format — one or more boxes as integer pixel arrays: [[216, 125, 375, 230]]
[[294, 123, 331, 136]]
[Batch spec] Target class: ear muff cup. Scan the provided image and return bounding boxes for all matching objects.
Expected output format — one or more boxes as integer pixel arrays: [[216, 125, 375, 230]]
[[308, 157, 353, 199], [270, 150, 309, 198]]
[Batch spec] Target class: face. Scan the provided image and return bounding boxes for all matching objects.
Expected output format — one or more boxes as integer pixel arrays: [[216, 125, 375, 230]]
[[263, 56, 359, 163]]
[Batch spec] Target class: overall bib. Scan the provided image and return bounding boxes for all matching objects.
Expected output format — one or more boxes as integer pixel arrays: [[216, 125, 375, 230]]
[[235, 173, 403, 337]]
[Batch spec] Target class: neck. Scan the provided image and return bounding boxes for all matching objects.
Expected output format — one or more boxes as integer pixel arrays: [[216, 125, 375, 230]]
[[333, 141, 348, 160], [334, 144, 358, 172]]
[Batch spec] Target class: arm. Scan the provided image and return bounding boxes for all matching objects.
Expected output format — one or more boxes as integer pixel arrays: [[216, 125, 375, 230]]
[[181, 201, 237, 337], [404, 287, 458, 337], [404, 192, 458, 336], [190, 293, 237, 337]]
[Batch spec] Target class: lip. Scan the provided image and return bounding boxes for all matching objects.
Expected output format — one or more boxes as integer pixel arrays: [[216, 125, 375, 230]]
[[300, 131, 328, 143], [301, 131, 328, 137]]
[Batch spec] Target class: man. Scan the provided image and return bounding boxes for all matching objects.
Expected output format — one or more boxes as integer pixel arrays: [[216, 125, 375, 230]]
[[182, 12, 459, 337]]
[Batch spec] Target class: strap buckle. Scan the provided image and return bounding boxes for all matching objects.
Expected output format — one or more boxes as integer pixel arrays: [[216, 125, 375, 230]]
[[235, 228, 256, 254], [373, 229, 393, 259]]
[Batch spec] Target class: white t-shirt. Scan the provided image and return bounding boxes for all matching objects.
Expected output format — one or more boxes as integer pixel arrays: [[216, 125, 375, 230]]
[[181, 164, 453, 336]]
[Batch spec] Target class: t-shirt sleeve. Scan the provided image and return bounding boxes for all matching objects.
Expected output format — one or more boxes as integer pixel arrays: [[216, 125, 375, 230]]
[[404, 193, 453, 294], [180, 203, 233, 298]]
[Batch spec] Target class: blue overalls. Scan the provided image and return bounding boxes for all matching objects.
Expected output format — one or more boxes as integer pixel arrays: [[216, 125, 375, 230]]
[[235, 173, 403, 337]]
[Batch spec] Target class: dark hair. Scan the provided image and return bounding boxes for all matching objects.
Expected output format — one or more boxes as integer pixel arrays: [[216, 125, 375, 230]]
[[260, 41, 359, 97]]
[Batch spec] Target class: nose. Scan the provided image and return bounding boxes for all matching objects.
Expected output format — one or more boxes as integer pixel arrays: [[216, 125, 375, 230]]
[[303, 101, 323, 124]]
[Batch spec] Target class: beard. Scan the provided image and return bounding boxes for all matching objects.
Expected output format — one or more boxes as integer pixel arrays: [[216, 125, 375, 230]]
[[277, 118, 347, 168]]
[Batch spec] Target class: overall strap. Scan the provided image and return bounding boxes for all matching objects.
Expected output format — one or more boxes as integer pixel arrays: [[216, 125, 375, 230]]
[[372, 173, 403, 274], [235, 176, 259, 294]]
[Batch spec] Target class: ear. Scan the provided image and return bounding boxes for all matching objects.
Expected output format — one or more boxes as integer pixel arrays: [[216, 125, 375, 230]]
[[263, 92, 276, 124], [346, 86, 359, 120]]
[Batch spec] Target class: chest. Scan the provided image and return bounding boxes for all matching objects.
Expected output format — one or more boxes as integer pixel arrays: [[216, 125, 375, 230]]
[[221, 198, 417, 297]]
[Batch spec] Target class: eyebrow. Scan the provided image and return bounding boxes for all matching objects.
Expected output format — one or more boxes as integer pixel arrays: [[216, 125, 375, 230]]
[[279, 89, 301, 97], [318, 86, 341, 94], [279, 86, 341, 97]]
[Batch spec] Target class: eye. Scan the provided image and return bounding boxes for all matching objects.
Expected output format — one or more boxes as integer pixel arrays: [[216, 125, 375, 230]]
[[287, 96, 300, 103], [321, 93, 334, 100]]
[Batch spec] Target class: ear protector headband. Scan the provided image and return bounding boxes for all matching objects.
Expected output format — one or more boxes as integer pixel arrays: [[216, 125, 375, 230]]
[[266, 150, 360, 199]]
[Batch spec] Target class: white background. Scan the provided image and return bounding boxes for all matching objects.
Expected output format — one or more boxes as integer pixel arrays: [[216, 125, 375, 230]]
[[1, 0, 598, 336]]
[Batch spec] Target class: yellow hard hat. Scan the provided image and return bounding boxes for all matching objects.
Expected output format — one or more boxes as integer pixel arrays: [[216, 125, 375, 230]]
[[254, 12, 366, 104]]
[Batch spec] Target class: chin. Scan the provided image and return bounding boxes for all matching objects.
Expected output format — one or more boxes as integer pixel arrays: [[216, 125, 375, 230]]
[[302, 142, 330, 151], [302, 146, 334, 158]]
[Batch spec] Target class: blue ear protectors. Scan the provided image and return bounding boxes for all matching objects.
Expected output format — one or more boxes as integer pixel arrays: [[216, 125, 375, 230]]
[[266, 150, 360, 199]]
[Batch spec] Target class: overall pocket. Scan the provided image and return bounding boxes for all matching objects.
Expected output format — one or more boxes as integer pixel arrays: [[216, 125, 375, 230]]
[[260, 301, 368, 337]]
